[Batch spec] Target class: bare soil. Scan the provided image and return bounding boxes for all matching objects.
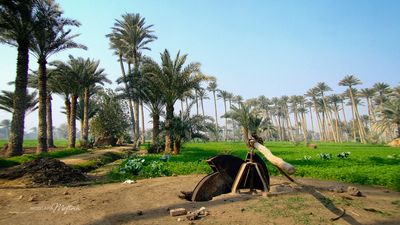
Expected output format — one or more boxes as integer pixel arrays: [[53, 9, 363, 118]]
[[0, 175, 399, 225]]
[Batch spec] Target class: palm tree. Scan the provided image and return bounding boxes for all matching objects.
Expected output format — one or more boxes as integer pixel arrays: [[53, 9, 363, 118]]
[[107, 13, 157, 146], [197, 88, 209, 116], [339, 75, 367, 143], [52, 56, 90, 148], [143, 50, 207, 154], [29, 0, 86, 153], [217, 90, 230, 141], [373, 82, 391, 108], [375, 98, 400, 138], [207, 79, 219, 139], [359, 88, 377, 125], [315, 82, 337, 142], [1, 0, 37, 156], [329, 94, 343, 142], [141, 57, 165, 148], [78, 59, 110, 147]]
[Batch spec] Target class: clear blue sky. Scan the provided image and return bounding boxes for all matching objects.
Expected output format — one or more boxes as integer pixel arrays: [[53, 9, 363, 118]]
[[1, 0, 399, 130]]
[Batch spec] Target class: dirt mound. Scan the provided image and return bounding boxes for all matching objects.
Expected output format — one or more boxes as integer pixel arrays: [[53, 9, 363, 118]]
[[0, 157, 88, 185]]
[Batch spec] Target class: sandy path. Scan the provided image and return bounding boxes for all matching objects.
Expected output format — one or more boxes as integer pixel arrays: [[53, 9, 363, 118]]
[[60, 146, 133, 165], [0, 175, 399, 225]]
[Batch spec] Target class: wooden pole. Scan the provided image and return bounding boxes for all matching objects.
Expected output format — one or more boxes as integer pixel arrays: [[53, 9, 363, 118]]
[[250, 139, 296, 175]]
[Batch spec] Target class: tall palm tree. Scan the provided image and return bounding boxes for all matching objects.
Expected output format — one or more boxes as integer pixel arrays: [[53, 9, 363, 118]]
[[197, 88, 209, 116], [107, 28, 135, 140], [30, 0, 85, 153], [51, 56, 89, 148], [207, 79, 219, 139], [141, 57, 165, 148], [329, 94, 343, 142], [375, 98, 400, 138], [107, 13, 157, 146], [78, 59, 110, 147], [1, 0, 37, 156], [217, 90, 230, 141], [339, 75, 367, 143], [359, 88, 377, 125], [315, 82, 337, 142], [143, 50, 207, 154]]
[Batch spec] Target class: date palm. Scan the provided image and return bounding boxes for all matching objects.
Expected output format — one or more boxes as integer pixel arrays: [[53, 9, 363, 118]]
[[143, 50, 208, 154], [207, 79, 219, 139], [29, 0, 85, 153], [315, 82, 337, 142], [197, 88, 209, 116], [339, 75, 367, 143], [1, 0, 37, 156], [359, 88, 377, 125], [217, 90, 230, 141], [78, 59, 110, 147], [107, 13, 157, 145], [376, 98, 400, 138]]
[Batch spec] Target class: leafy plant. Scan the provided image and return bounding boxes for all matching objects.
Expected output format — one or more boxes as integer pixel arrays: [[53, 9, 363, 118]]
[[337, 152, 351, 159], [141, 161, 169, 177], [317, 153, 332, 160], [120, 158, 145, 175], [303, 155, 312, 160]]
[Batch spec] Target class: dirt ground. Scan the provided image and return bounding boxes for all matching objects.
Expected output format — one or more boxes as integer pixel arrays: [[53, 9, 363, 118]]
[[0, 175, 399, 225]]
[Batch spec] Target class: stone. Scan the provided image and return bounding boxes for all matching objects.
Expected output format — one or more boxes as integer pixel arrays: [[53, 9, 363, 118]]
[[308, 144, 317, 149], [136, 210, 143, 216], [28, 195, 38, 202], [388, 138, 400, 147], [170, 208, 187, 217], [63, 191, 69, 195], [347, 186, 362, 196]]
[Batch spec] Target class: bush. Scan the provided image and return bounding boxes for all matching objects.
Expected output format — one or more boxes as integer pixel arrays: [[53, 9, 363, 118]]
[[119, 158, 145, 175]]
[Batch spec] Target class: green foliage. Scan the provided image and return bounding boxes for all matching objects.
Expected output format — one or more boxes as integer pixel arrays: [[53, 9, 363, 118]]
[[110, 142, 400, 191], [317, 153, 332, 160], [90, 90, 130, 139], [0, 148, 87, 168], [119, 158, 145, 175]]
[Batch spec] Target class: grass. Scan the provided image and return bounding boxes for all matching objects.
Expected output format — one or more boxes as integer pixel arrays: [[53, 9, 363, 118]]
[[0, 139, 68, 148], [110, 141, 400, 191], [0, 148, 87, 168], [71, 152, 124, 172]]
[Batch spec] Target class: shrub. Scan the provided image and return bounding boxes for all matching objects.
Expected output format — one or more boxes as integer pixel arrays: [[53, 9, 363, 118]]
[[119, 158, 145, 175], [337, 152, 351, 159], [317, 153, 332, 160]]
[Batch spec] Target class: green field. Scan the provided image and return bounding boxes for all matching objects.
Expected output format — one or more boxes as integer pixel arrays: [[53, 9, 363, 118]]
[[119, 142, 400, 191], [0, 139, 68, 148]]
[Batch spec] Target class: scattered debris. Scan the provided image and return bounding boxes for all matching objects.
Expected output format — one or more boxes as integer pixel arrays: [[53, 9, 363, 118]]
[[63, 191, 69, 195], [0, 158, 87, 185], [186, 207, 209, 221], [347, 186, 362, 196], [28, 195, 38, 202], [330, 207, 346, 221], [136, 210, 143, 216], [123, 179, 136, 184], [170, 208, 187, 216], [240, 208, 245, 212]]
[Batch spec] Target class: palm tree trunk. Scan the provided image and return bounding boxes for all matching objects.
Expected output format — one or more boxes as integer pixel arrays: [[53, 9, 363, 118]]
[[223, 99, 227, 141], [68, 95, 78, 148], [37, 58, 48, 154], [81, 88, 90, 147], [212, 91, 219, 140], [180, 100, 184, 118], [46, 94, 55, 148], [140, 101, 145, 143], [301, 113, 308, 146], [7, 42, 30, 157], [201, 98, 205, 116], [308, 106, 315, 139], [164, 103, 174, 153], [152, 113, 160, 145], [341, 102, 348, 124], [349, 89, 367, 143], [242, 127, 250, 148], [195, 90, 199, 115], [118, 55, 135, 141], [133, 100, 140, 145], [173, 138, 181, 155]]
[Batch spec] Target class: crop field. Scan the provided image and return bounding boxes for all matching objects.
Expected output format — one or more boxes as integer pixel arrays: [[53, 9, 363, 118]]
[[0, 139, 68, 148], [116, 142, 400, 191]]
